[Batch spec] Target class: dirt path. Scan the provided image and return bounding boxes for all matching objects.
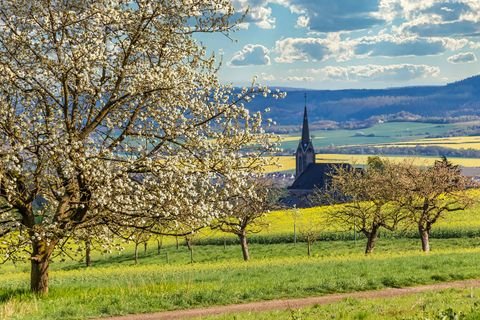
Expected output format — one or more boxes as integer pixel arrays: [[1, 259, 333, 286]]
[[104, 278, 480, 320]]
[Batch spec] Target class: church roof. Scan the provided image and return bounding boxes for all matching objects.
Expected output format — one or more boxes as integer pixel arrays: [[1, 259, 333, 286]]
[[289, 163, 350, 190]]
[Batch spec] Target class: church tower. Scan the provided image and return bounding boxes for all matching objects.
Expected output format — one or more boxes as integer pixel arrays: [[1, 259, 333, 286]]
[[295, 96, 315, 178]]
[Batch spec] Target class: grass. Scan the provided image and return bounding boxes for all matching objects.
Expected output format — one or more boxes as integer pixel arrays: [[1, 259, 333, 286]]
[[3, 238, 480, 319], [3, 189, 480, 319], [270, 195, 480, 233], [200, 288, 480, 319], [168, 191, 480, 246]]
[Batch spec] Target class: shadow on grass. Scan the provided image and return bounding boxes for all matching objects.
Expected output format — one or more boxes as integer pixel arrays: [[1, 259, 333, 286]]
[[0, 288, 30, 302], [57, 249, 170, 271]]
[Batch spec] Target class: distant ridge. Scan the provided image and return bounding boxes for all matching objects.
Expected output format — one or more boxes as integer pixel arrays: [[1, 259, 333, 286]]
[[246, 75, 480, 125]]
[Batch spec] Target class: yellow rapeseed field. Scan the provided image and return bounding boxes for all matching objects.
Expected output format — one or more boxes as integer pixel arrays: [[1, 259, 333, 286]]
[[367, 136, 480, 150], [264, 155, 480, 173]]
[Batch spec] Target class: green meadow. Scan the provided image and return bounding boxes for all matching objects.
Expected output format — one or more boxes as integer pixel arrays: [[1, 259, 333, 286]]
[[201, 287, 480, 320], [278, 122, 466, 150], [3, 239, 480, 319], [2, 198, 480, 319]]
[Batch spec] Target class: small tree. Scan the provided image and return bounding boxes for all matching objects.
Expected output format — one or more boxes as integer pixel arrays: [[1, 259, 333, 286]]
[[401, 157, 473, 252], [211, 177, 282, 261], [326, 158, 408, 254], [291, 206, 301, 245], [184, 232, 197, 264], [299, 223, 321, 257]]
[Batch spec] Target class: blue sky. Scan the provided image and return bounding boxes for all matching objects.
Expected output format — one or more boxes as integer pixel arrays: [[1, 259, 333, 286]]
[[198, 0, 480, 89]]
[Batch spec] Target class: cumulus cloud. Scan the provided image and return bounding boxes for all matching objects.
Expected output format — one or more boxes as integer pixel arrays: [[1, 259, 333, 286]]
[[275, 38, 330, 63], [231, 0, 276, 29], [394, 0, 480, 37], [260, 73, 276, 81], [296, 15, 309, 28], [286, 76, 315, 82], [311, 64, 440, 82], [229, 44, 271, 66], [447, 52, 477, 64], [405, 20, 480, 37], [354, 35, 468, 57], [423, 1, 472, 21], [280, 0, 386, 32]]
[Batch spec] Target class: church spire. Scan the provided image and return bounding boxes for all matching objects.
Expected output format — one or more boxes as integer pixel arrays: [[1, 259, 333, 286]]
[[295, 93, 315, 178], [301, 93, 310, 147]]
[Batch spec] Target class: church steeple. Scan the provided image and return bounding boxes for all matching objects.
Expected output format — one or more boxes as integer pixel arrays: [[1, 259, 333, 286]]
[[295, 93, 315, 178], [301, 103, 310, 148]]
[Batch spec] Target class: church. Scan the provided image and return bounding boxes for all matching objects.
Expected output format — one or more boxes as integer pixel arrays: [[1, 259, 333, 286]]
[[286, 104, 348, 207]]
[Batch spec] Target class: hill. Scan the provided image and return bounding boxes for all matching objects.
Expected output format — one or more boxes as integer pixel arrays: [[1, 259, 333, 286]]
[[246, 75, 480, 126]]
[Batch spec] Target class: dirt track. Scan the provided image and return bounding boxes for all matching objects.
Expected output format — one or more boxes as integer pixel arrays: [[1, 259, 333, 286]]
[[103, 278, 480, 320]]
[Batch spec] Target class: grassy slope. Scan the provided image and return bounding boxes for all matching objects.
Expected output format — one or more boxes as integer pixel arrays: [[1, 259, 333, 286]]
[[2, 191, 480, 319], [201, 288, 480, 320], [3, 239, 480, 319], [263, 193, 480, 236]]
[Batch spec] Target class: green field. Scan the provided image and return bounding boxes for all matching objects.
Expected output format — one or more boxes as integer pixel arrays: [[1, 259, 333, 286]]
[[202, 288, 480, 319], [368, 136, 480, 150], [279, 122, 466, 151], [3, 198, 480, 319], [3, 239, 480, 319]]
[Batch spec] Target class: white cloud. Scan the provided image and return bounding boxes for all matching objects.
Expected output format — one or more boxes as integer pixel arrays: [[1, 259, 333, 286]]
[[229, 44, 271, 66], [447, 52, 477, 64], [393, 0, 480, 37], [286, 76, 314, 82], [279, 0, 386, 32], [231, 0, 276, 29], [295, 16, 309, 28], [275, 38, 329, 63], [353, 35, 469, 57], [273, 33, 468, 63], [260, 73, 276, 81], [311, 64, 440, 81]]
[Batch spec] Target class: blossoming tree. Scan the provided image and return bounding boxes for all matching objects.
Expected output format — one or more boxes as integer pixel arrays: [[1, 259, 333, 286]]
[[0, 0, 279, 294]]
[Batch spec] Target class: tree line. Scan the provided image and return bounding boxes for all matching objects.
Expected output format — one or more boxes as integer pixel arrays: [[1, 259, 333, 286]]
[[313, 156, 474, 254]]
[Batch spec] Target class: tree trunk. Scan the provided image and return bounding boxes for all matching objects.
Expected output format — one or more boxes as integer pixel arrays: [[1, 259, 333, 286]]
[[186, 237, 192, 251], [419, 225, 431, 253], [85, 239, 92, 267], [365, 225, 380, 255], [134, 243, 139, 264], [143, 242, 147, 255], [30, 240, 53, 294], [293, 221, 297, 245], [157, 238, 163, 255], [307, 241, 311, 257], [239, 232, 250, 261]]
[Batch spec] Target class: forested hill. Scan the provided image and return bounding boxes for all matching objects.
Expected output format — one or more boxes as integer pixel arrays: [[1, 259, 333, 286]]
[[245, 75, 480, 126]]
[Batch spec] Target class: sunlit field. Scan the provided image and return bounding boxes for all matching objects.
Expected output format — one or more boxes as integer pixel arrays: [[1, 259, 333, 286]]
[[2, 194, 480, 319], [370, 136, 480, 150], [3, 239, 480, 319], [201, 287, 480, 320], [278, 122, 474, 151], [265, 155, 480, 173]]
